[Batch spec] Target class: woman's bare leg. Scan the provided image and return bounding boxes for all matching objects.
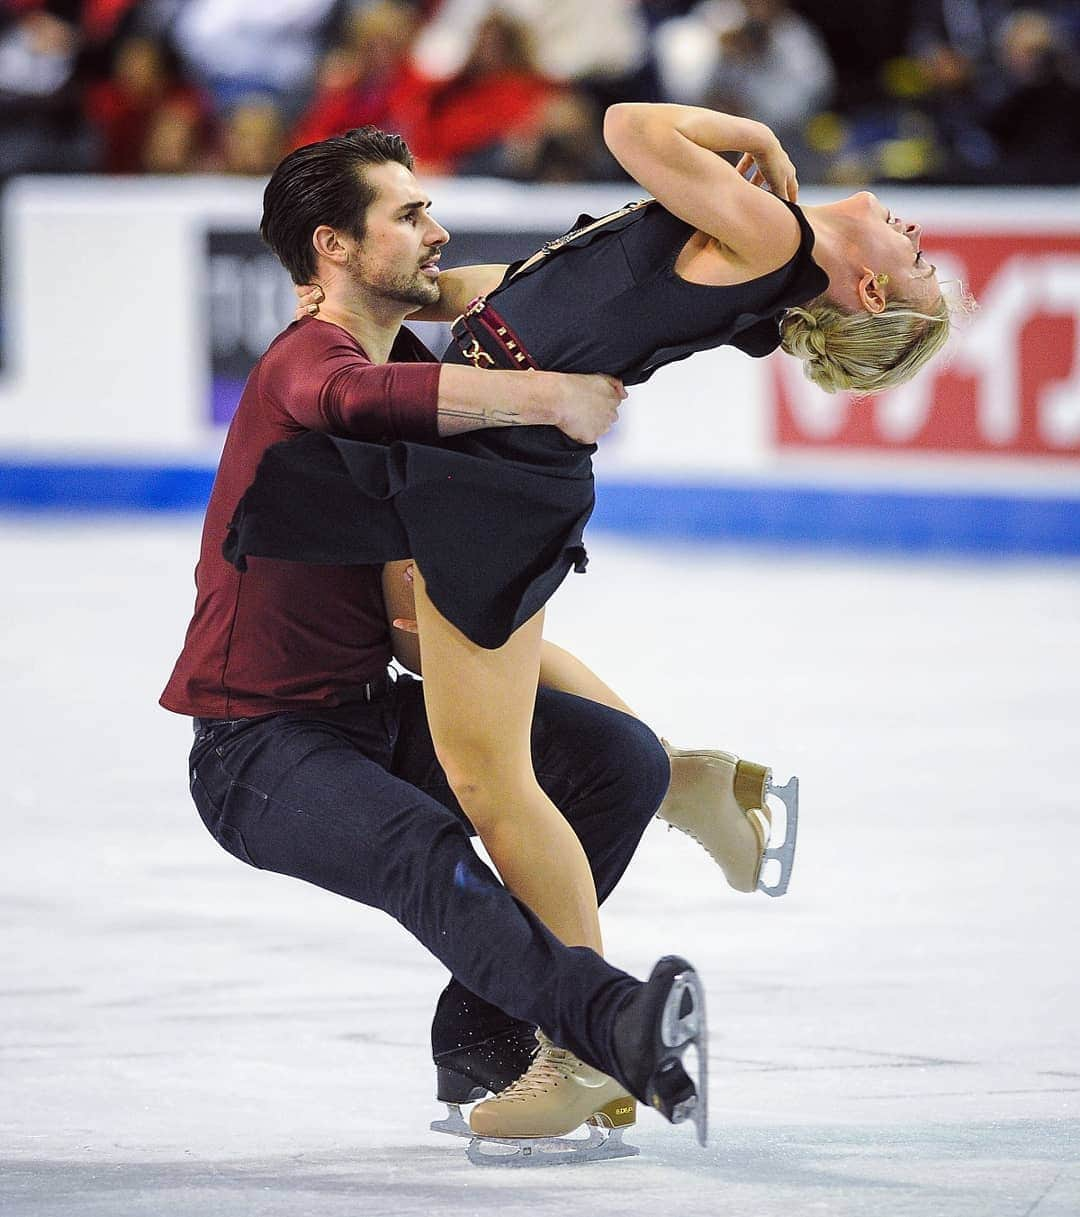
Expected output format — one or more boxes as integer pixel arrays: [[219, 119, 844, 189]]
[[411, 567, 603, 954]]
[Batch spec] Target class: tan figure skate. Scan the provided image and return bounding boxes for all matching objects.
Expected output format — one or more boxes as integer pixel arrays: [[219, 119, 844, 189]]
[[466, 1032, 638, 1167], [659, 742, 799, 897]]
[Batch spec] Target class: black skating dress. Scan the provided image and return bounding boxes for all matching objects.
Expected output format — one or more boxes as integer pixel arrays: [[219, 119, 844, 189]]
[[224, 199, 828, 648]]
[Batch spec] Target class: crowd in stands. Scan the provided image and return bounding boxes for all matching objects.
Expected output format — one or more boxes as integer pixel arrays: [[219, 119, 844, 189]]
[[1, 0, 1078, 186]]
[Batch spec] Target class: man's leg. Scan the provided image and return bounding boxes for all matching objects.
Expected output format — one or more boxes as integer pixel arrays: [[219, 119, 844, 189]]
[[390, 677, 670, 1081], [188, 705, 639, 1076]]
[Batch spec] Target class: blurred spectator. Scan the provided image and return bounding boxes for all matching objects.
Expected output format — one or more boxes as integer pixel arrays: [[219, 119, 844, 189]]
[[410, 0, 654, 101], [653, 1, 833, 177], [655, 0, 829, 114], [154, 0, 346, 120], [489, 91, 615, 181], [906, 0, 1015, 177], [208, 95, 287, 175], [982, 8, 1080, 183], [707, 0, 834, 131], [792, 0, 919, 115], [290, 1, 419, 149], [639, 0, 701, 25], [0, 3, 93, 176], [392, 12, 558, 175], [85, 34, 209, 172], [2, 0, 1074, 186]]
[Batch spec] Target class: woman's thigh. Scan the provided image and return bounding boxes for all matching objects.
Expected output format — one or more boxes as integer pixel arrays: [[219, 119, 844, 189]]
[[410, 568, 545, 788], [391, 674, 669, 852]]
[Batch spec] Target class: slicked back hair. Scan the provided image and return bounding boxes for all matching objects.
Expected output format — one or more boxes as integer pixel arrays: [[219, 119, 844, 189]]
[[260, 127, 414, 284]]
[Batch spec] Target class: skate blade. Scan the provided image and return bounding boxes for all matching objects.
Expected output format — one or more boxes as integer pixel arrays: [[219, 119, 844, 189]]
[[757, 774, 799, 898], [466, 1124, 639, 1168], [430, 1103, 472, 1138], [659, 969, 708, 1147]]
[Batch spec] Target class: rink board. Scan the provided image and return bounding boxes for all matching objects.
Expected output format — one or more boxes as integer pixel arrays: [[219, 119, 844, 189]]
[[0, 178, 1078, 551], [2, 459, 1078, 556]]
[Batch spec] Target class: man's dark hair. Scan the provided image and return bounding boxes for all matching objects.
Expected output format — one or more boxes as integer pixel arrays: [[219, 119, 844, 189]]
[[260, 127, 414, 284]]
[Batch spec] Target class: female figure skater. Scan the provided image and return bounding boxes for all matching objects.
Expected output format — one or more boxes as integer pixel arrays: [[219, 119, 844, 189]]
[[227, 102, 954, 1146]]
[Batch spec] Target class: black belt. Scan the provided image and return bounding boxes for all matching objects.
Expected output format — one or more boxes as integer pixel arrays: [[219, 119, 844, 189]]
[[192, 670, 394, 732], [340, 669, 395, 704], [451, 298, 541, 371]]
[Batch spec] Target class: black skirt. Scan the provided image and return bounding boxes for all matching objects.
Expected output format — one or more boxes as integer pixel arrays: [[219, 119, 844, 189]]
[[224, 424, 595, 650]]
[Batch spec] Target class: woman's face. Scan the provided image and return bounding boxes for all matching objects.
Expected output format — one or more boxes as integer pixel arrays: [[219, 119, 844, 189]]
[[838, 191, 941, 311]]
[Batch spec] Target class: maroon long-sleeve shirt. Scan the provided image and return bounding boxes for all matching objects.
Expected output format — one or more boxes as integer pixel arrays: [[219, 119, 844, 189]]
[[160, 317, 441, 719]]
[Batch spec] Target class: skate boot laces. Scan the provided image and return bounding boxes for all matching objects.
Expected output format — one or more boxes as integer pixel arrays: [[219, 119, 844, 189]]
[[493, 1033, 584, 1103]]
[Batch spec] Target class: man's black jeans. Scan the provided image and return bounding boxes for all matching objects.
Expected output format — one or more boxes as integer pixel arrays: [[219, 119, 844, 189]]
[[188, 673, 670, 1075]]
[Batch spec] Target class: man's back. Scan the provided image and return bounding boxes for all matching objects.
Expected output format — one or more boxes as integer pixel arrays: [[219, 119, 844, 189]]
[[161, 317, 440, 718]]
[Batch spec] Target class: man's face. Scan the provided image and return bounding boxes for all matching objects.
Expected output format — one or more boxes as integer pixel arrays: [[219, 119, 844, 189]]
[[348, 161, 450, 310]]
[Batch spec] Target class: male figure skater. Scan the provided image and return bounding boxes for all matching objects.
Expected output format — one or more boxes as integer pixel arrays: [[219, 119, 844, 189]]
[[162, 126, 786, 1164]]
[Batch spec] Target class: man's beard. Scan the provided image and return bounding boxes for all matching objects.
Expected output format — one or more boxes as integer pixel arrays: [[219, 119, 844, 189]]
[[360, 263, 440, 309]]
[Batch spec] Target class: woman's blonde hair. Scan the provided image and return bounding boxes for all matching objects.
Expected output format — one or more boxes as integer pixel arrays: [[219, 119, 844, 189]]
[[779, 293, 953, 394]]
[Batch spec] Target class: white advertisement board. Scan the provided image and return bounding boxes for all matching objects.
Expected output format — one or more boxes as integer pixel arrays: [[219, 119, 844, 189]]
[[1, 177, 1077, 550]]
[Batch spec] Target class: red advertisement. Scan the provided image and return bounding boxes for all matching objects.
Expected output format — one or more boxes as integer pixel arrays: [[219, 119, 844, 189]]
[[772, 229, 1080, 460]]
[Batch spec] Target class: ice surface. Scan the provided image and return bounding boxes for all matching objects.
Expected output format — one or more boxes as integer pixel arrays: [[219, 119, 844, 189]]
[[1, 518, 1078, 1216]]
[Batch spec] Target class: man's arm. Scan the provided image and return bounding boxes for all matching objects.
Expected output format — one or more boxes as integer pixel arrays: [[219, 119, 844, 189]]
[[285, 325, 625, 446], [434, 364, 625, 441]]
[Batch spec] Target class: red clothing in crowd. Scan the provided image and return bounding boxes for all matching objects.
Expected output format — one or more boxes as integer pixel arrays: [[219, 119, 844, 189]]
[[289, 84, 396, 152], [86, 78, 206, 173], [161, 317, 441, 720], [392, 64, 555, 172]]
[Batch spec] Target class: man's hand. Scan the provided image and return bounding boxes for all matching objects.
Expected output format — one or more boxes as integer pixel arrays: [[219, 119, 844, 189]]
[[391, 563, 420, 634], [295, 283, 324, 320], [548, 372, 627, 444]]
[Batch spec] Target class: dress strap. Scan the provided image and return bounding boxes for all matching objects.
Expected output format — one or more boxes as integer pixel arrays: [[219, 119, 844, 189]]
[[503, 199, 653, 284]]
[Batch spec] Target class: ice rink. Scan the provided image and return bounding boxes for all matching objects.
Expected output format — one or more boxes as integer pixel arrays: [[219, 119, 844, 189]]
[[2, 516, 1078, 1217]]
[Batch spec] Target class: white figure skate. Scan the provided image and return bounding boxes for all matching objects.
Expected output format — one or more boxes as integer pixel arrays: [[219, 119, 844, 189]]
[[465, 1033, 639, 1167], [659, 743, 799, 896]]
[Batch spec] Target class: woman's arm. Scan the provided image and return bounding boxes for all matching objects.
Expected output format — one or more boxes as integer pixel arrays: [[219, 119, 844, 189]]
[[408, 263, 509, 322], [296, 265, 507, 325], [602, 102, 800, 266]]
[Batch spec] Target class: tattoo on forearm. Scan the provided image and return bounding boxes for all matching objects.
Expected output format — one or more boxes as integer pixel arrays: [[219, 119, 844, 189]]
[[438, 407, 524, 426]]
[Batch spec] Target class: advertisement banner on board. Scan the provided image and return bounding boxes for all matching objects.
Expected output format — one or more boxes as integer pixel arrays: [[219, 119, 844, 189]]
[[205, 228, 553, 427], [772, 229, 1080, 462]]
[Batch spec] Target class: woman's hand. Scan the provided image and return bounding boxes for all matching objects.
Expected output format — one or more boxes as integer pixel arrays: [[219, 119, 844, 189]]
[[734, 143, 798, 203], [294, 283, 324, 320]]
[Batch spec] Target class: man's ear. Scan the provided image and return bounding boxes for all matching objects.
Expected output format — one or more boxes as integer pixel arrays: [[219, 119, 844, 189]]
[[856, 267, 888, 314], [312, 225, 349, 265]]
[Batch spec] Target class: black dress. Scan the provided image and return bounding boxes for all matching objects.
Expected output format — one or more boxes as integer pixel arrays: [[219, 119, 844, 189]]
[[224, 199, 828, 648]]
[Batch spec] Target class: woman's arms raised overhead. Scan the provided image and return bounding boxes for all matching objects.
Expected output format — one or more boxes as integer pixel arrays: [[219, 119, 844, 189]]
[[602, 103, 802, 271]]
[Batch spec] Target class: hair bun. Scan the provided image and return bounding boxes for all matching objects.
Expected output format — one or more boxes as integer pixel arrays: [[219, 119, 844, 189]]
[[782, 307, 829, 361], [779, 294, 954, 394]]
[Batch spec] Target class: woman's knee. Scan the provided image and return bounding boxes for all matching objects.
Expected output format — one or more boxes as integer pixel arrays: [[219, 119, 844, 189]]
[[437, 747, 520, 821]]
